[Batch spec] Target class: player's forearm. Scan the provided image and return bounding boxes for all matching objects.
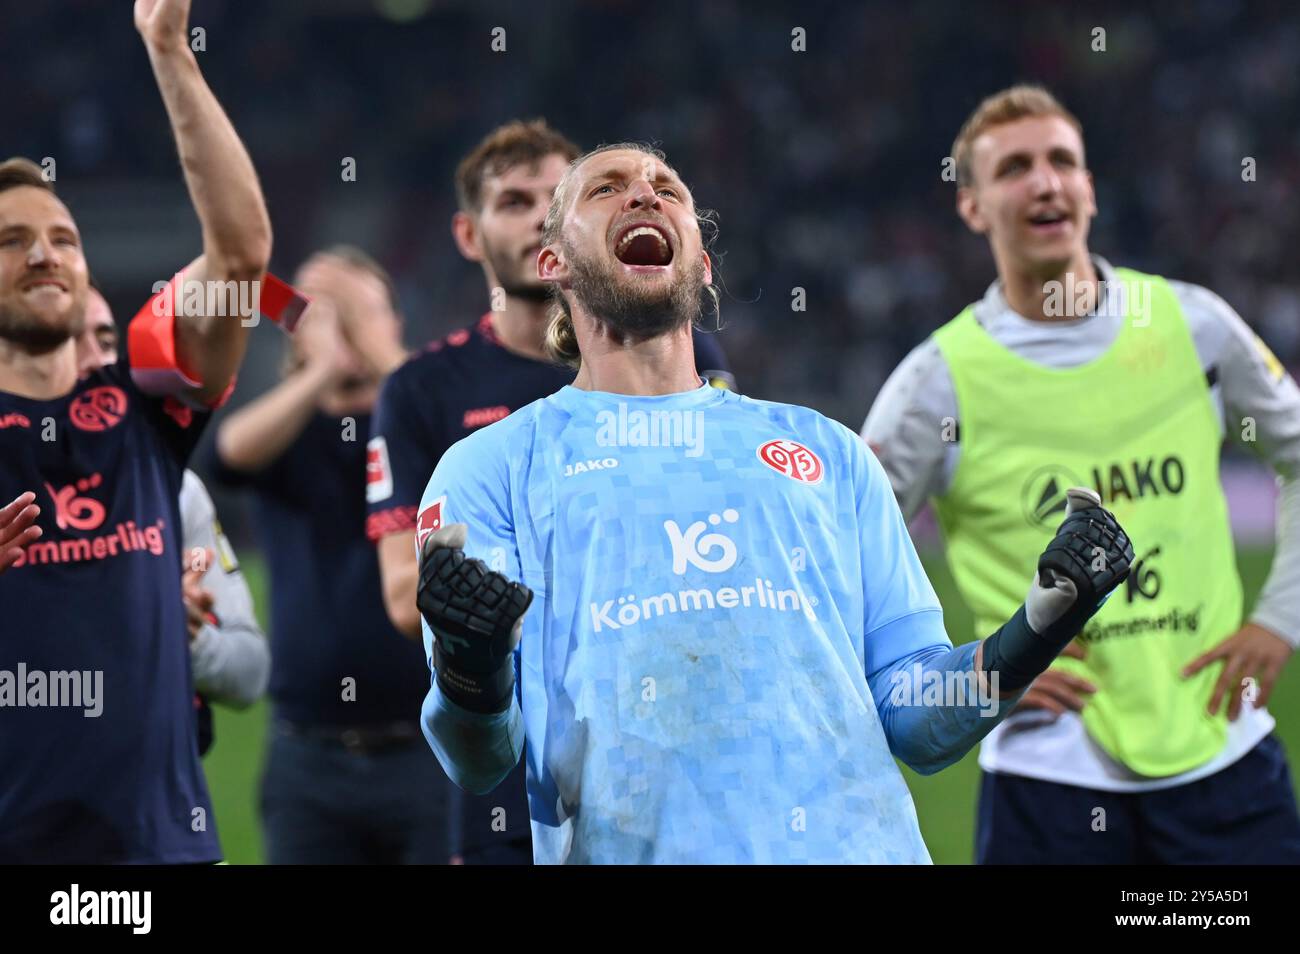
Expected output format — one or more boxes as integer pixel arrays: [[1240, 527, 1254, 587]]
[[378, 537, 422, 639], [146, 43, 271, 282], [191, 622, 270, 709], [1250, 476, 1300, 649], [874, 495, 1132, 773], [215, 365, 332, 473], [420, 681, 524, 795], [871, 641, 1024, 776], [144, 42, 271, 400]]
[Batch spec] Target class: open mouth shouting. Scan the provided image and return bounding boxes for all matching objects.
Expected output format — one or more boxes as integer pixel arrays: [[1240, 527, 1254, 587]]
[[613, 221, 675, 272]]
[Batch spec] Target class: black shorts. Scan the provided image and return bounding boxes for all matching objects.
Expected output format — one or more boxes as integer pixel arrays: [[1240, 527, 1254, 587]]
[[976, 734, 1300, 864]]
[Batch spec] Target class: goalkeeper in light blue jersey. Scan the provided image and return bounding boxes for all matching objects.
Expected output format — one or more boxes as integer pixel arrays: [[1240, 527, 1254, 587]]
[[411, 143, 1134, 864]]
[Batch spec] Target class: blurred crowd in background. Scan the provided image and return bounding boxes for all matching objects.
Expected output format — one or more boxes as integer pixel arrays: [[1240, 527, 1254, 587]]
[[4, 0, 1298, 536]]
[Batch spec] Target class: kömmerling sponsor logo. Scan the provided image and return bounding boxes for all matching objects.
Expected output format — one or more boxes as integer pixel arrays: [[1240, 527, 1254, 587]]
[[1, 665, 103, 718], [589, 506, 817, 632], [5, 519, 167, 570], [596, 404, 705, 458], [589, 578, 817, 633]]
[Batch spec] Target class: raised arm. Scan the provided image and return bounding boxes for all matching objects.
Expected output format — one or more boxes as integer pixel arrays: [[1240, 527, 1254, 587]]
[[408, 435, 529, 793], [135, 0, 272, 405], [870, 488, 1134, 774], [215, 305, 346, 473], [850, 424, 1133, 774]]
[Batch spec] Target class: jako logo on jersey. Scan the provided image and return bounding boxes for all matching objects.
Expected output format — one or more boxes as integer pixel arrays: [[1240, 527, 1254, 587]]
[[757, 439, 823, 484], [44, 473, 107, 531], [69, 386, 128, 432], [564, 458, 619, 478], [1091, 456, 1185, 504], [463, 406, 510, 429], [664, 509, 739, 574], [1021, 458, 1186, 529], [0, 412, 31, 429], [416, 496, 446, 548], [365, 437, 393, 503], [1021, 465, 1085, 529]]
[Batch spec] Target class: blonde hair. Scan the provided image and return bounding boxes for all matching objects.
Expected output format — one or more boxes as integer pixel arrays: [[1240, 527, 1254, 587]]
[[540, 143, 720, 368], [951, 85, 1083, 188]]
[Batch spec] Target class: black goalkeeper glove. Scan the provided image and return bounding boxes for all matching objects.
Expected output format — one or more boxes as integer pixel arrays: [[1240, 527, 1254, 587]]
[[417, 523, 533, 714], [981, 488, 1134, 691]]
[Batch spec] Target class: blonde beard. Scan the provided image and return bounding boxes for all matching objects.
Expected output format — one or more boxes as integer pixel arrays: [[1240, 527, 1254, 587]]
[[563, 242, 704, 342]]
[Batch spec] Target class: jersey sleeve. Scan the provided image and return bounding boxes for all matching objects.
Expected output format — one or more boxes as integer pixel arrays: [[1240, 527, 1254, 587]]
[[113, 358, 211, 467], [690, 326, 736, 391], [181, 471, 270, 708], [366, 361, 447, 542], [116, 273, 225, 466], [415, 431, 523, 667], [126, 271, 236, 410], [1184, 283, 1300, 648], [861, 338, 954, 523], [850, 428, 951, 679]]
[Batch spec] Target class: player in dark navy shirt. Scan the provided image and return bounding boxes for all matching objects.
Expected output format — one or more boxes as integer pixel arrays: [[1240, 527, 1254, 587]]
[[209, 247, 454, 864], [1, 356, 214, 864], [0, 0, 272, 863], [368, 122, 734, 865]]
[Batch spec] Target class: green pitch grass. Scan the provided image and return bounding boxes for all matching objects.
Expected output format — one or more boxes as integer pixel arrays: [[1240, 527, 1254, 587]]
[[206, 547, 1300, 865]]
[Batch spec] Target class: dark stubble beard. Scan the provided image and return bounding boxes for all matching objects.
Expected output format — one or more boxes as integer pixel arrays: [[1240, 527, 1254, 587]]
[[482, 235, 551, 304], [563, 237, 704, 341], [0, 297, 85, 354]]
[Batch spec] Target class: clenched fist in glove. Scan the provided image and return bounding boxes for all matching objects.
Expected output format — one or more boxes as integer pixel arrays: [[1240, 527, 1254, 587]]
[[982, 488, 1134, 691], [417, 523, 534, 714]]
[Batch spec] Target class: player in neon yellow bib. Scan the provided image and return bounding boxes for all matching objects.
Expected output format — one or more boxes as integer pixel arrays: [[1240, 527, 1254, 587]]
[[865, 86, 1300, 863]]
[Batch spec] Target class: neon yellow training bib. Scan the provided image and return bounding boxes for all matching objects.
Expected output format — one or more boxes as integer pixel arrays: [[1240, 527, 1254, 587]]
[[932, 269, 1242, 777]]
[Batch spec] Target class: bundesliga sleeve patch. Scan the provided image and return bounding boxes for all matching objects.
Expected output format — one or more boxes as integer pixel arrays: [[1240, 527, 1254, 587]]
[[213, 518, 240, 574], [366, 437, 393, 503], [1254, 333, 1286, 383], [416, 496, 446, 549]]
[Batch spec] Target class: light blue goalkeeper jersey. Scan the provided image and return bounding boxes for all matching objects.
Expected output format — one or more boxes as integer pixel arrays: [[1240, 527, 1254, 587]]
[[418, 378, 958, 863]]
